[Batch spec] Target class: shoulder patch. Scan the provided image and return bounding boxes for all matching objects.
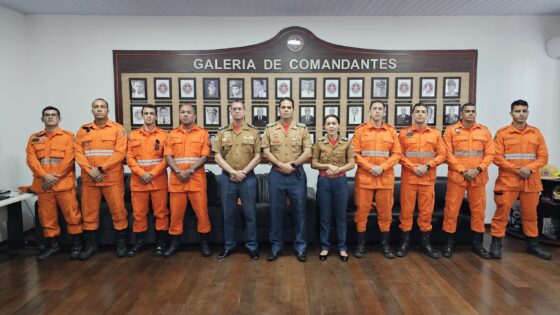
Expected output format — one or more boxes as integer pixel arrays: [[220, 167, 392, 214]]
[[81, 126, 93, 133], [35, 131, 46, 137], [296, 122, 307, 128]]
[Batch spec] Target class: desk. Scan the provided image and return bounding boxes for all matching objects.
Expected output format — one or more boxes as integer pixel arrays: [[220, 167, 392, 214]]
[[0, 193, 35, 249]]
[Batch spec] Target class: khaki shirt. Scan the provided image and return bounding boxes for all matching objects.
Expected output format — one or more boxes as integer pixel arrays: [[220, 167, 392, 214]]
[[262, 120, 312, 163], [312, 136, 355, 167], [212, 122, 261, 170]]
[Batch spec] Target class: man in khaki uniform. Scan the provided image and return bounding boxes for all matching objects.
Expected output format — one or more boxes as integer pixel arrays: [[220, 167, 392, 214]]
[[262, 97, 312, 262], [213, 100, 261, 260]]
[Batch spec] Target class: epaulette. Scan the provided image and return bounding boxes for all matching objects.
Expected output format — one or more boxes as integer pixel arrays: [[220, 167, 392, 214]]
[[34, 131, 46, 137], [355, 122, 368, 130], [81, 126, 93, 133], [246, 123, 256, 129], [266, 122, 276, 128], [496, 125, 509, 134], [296, 122, 307, 128], [218, 125, 228, 131], [340, 137, 348, 141], [384, 123, 396, 130], [62, 130, 75, 137], [317, 136, 325, 142]]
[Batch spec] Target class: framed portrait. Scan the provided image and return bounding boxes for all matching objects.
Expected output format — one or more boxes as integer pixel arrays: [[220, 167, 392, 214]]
[[347, 77, 364, 99], [425, 104, 437, 126], [347, 105, 363, 126], [156, 105, 173, 127], [299, 78, 316, 100], [179, 78, 196, 100], [275, 105, 281, 121], [129, 78, 147, 100], [209, 132, 217, 148], [395, 104, 412, 126], [371, 77, 388, 99], [346, 132, 354, 141], [444, 104, 461, 125], [383, 104, 389, 123], [130, 105, 144, 126], [154, 78, 172, 100], [203, 78, 220, 100], [395, 77, 413, 99], [252, 78, 268, 99], [324, 78, 340, 99], [204, 105, 221, 127], [252, 105, 268, 127], [299, 105, 316, 126], [420, 77, 437, 99], [323, 105, 339, 119], [444, 77, 461, 98], [228, 78, 244, 99], [309, 131, 315, 144], [276, 78, 291, 99]]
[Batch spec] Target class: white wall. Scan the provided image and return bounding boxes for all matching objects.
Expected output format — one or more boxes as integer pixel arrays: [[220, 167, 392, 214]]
[[1, 12, 559, 223]]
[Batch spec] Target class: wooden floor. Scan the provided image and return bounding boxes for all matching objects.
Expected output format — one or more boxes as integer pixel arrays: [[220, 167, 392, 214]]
[[1, 236, 560, 315]]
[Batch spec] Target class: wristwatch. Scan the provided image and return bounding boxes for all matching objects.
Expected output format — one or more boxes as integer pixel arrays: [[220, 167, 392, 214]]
[[188, 168, 195, 174], [97, 166, 104, 173], [290, 162, 298, 169], [425, 164, 431, 171], [476, 167, 483, 173]]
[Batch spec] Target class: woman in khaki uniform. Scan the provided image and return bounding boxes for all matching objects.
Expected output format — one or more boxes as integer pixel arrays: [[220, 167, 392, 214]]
[[311, 115, 355, 261]]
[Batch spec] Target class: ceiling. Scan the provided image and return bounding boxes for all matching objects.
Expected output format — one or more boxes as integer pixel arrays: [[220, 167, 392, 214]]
[[2, 0, 560, 16]]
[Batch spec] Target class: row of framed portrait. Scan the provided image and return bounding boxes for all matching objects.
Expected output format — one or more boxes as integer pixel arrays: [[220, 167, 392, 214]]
[[129, 76, 462, 102], [130, 103, 462, 129]]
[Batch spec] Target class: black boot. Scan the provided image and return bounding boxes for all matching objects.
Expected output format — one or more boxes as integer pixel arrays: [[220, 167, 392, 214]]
[[380, 232, 395, 259], [70, 233, 82, 260], [164, 235, 180, 257], [472, 232, 491, 259], [420, 232, 439, 259], [79, 230, 98, 261], [126, 232, 145, 257], [441, 232, 455, 258], [199, 232, 212, 257], [527, 237, 552, 260], [395, 231, 410, 257], [489, 236, 502, 259], [154, 230, 167, 256], [37, 237, 61, 261], [115, 230, 127, 258], [353, 232, 365, 258]]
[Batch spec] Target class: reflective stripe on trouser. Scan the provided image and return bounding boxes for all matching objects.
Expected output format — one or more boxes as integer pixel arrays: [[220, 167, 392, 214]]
[[81, 185, 128, 231], [491, 191, 539, 238], [37, 189, 82, 237], [169, 191, 211, 235], [131, 188, 169, 233], [268, 169, 307, 253], [317, 176, 348, 251], [354, 187, 393, 232], [399, 182, 435, 232], [220, 172, 258, 251], [442, 182, 486, 233]]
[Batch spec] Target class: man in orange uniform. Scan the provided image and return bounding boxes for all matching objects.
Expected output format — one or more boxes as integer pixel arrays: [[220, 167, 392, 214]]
[[126, 105, 169, 257], [26, 106, 83, 261], [164, 103, 212, 257], [490, 100, 551, 260], [442, 103, 494, 259], [396, 103, 446, 258], [75, 98, 128, 260], [352, 100, 401, 259]]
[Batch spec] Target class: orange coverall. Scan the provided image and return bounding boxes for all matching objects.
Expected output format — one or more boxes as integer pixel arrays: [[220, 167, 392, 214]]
[[491, 124, 548, 238], [443, 121, 494, 233], [126, 127, 169, 233], [75, 120, 128, 231], [352, 122, 401, 232], [26, 128, 82, 237], [164, 124, 211, 236], [398, 126, 446, 232]]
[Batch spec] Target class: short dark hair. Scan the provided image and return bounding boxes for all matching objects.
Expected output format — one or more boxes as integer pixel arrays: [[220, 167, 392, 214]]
[[142, 104, 156, 114], [370, 100, 385, 109], [91, 98, 108, 107], [230, 99, 245, 109], [323, 114, 339, 125], [460, 102, 476, 112], [511, 99, 529, 110], [179, 103, 196, 113], [42, 106, 60, 117], [412, 102, 427, 112], [278, 97, 294, 108]]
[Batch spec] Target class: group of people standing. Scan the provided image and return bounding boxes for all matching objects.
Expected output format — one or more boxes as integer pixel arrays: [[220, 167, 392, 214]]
[[26, 97, 551, 263]]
